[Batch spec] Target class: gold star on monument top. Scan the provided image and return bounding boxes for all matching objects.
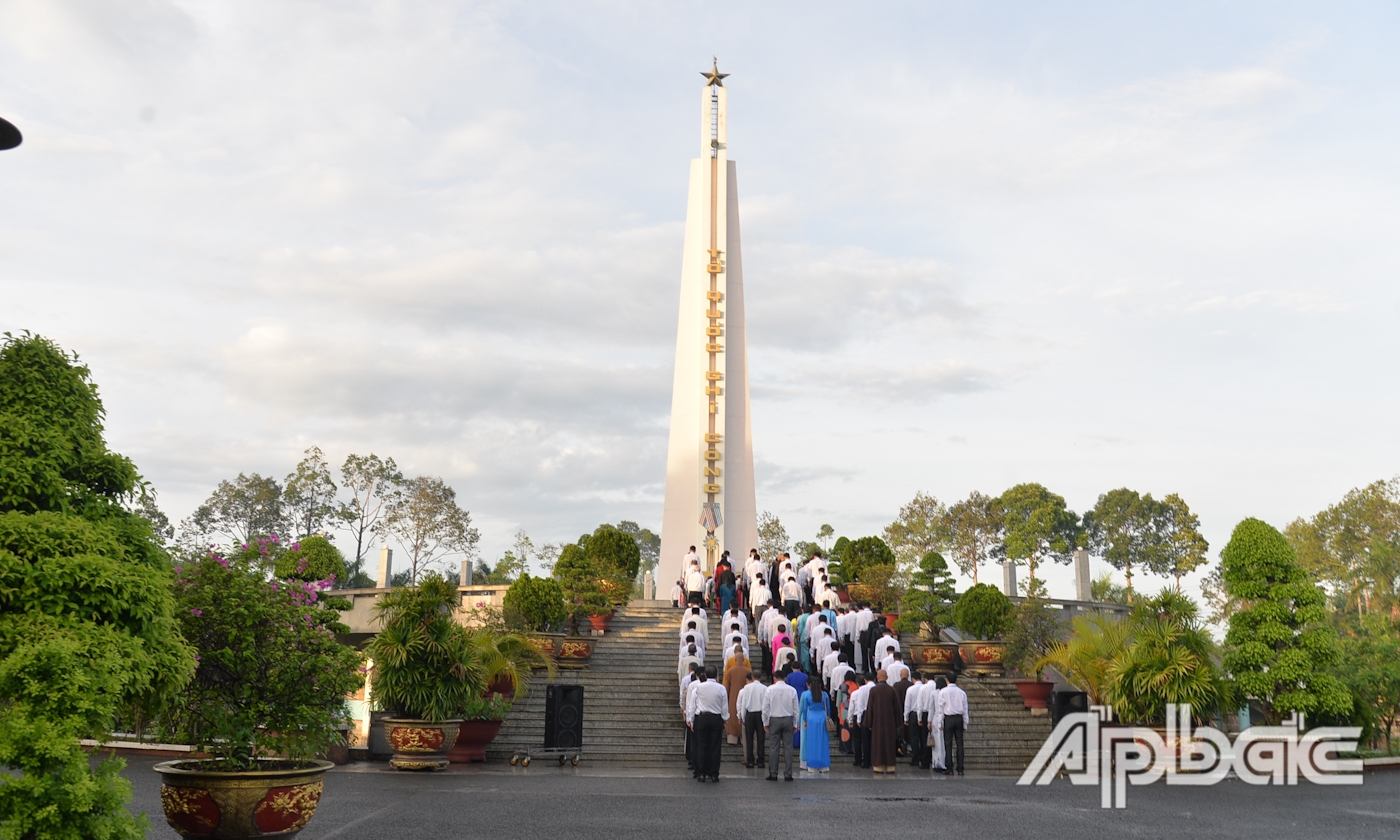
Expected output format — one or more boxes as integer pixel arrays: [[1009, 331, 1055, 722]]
[[701, 58, 728, 87]]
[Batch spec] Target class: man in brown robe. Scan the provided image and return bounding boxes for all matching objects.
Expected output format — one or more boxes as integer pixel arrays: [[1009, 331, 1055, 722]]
[[866, 669, 901, 773], [723, 651, 752, 741]]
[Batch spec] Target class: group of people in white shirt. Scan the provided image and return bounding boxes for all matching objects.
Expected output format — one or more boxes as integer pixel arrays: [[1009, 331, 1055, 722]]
[[672, 547, 972, 778]]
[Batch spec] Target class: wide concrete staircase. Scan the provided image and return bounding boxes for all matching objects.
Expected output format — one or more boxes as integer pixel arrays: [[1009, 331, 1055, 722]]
[[487, 601, 1050, 774]]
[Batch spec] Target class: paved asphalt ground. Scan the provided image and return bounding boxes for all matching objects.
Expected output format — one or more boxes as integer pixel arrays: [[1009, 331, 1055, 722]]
[[120, 757, 1400, 840]]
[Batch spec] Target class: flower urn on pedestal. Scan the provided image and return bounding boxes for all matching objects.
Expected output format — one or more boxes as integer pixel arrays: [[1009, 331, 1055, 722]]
[[383, 719, 463, 770]]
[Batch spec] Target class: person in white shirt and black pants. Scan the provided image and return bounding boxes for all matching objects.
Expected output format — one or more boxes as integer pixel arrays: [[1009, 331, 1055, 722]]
[[940, 673, 969, 775], [762, 665, 800, 781], [686, 664, 730, 782], [736, 671, 767, 768]]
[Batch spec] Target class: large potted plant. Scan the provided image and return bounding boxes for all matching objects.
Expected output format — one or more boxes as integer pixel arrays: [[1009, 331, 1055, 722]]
[[156, 538, 363, 838], [365, 573, 483, 770], [951, 583, 1014, 674], [1105, 589, 1234, 728], [502, 573, 567, 678], [448, 695, 513, 763], [447, 626, 556, 762], [897, 551, 959, 672], [1003, 591, 1062, 709], [553, 544, 614, 635]]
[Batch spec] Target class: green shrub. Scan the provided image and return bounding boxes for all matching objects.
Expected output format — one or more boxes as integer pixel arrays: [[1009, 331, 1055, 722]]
[[503, 573, 567, 632], [896, 550, 958, 636], [952, 583, 1014, 640], [366, 573, 485, 721], [584, 525, 642, 581], [0, 333, 196, 839], [840, 536, 895, 584]]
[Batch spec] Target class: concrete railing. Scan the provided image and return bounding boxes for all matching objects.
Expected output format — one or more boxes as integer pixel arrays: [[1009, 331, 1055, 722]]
[[334, 585, 507, 640]]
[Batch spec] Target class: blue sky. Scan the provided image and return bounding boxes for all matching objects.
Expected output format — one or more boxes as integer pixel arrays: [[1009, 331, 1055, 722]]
[[3, 1, 1398, 599]]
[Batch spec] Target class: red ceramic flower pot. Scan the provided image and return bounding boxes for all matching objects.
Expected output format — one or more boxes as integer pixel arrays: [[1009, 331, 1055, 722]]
[[1014, 679, 1055, 709], [447, 719, 504, 763], [587, 612, 612, 632]]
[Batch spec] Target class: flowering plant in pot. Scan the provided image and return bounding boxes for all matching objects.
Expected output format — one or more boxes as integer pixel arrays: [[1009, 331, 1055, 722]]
[[364, 572, 484, 770], [156, 537, 363, 837]]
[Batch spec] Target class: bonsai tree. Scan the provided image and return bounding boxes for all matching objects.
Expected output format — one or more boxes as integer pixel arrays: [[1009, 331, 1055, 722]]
[[952, 583, 1014, 640], [1220, 518, 1351, 724], [0, 333, 196, 839], [553, 544, 612, 632], [503, 573, 567, 632], [365, 573, 485, 721], [169, 537, 364, 767], [1038, 612, 1131, 705], [895, 550, 957, 638], [826, 536, 852, 584], [1106, 588, 1233, 725], [1003, 595, 1063, 680]]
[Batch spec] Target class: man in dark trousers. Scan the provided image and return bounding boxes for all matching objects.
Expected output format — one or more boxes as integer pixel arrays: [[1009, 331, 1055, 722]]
[[686, 665, 730, 782], [940, 672, 969, 775]]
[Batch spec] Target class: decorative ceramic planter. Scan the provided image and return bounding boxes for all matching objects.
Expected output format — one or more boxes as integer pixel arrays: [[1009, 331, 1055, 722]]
[[555, 636, 594, 668], [1013, 679, 1055, 709], [907, 642, 958, 673], [529, 633, 564, 658], [586, 612, 613, 633], [382, 718, 462, 770], [957, 640, 1007, 675], [883, 613, 900, 629], [153, 758, 333, 838], [486, 674, 516, 698], [447, 719, 504, 763]]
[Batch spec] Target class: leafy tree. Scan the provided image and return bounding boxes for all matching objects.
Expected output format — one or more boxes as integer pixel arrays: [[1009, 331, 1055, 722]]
[[840, 535, 896, 584], [1221, 518, 1351, 724], [1332, 614, 1400, 752], [130, 492, 174, 547], [896, 550, 958, 637], [952, 583, 1014, 640], [998, 483, 1082, 596], [584, 524, 643, 582], [792, 540, 822, 563], [942, 491, 1003, 586], [757, 510, 789, 561], [0, 332, 195, 839], [851, 563, 905, 613], [1152, 493, 1210, 589], [616, 520, 660, 576], [338, 453, 404, 579], [817, 523, 835, 553], [883, 491, 947, 570], [182, 472, 286, 547], [282, 445, 339, 539], [1084, 488, 1156, 599], [1286, 479, 1400, 617], [503, 573, 567, 633], [383, 476, 480, 585], [274, 534, 348, 584]]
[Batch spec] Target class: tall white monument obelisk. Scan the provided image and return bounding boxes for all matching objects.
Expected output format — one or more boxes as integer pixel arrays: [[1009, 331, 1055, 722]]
[[659, 61, 758, 587]]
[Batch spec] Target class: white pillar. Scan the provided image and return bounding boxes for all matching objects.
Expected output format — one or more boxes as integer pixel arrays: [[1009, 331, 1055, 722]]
[[376, 546, 393, 588], [1002, 561, 1017, 598], [1074, 548, 1091, 602], [660, 70, 758, 586], [460, 559, 472, 587]]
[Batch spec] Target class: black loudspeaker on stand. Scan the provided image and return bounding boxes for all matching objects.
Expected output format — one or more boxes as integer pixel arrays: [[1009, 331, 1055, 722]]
[[544, 685, 584, 749]]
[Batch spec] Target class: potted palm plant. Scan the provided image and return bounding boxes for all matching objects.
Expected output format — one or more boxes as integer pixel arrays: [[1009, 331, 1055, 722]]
[[155, 538, 363, 838], [365, 573, 483, 770], [1105, 590, 1233, 729], [447, 627, 556, 762], [951, 583, 1014, 674]]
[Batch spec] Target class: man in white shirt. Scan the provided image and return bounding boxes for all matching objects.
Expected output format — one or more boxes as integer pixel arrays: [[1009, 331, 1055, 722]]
[[756, 604, 779, 675], [670, 580, 684, 609], [685, 558, 706, 607], [853, 605, 874, 672], [684, 545, 701, 571], [820, 646, 842, 686], [904, 673, 926, 768], [939, 673, 969, 775], [780, 577, 802, 620], [827, 654, 853, 699], [723, 629, 749, 662], [736, 671, 767, 768], [885, 652, 910, 686], [686, 665, 730, 782], [678, 643, 703, 679], [847, 674, 874, 769], [875, 629, 900, 672], [722, 606, 748, 637], [923, 675, 945, 771], [762, 665, 800, 780], [679, 662, 702, 773]]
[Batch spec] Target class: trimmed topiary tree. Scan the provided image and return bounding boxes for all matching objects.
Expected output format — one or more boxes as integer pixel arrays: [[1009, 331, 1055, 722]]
[[503, 573, 567, 632], [0, 333, 196, 839], [1220, 518, 1350, 724], [583, 524, 643, 582], [953, 583, 1014, 640], [840, 535, 896, 584]]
